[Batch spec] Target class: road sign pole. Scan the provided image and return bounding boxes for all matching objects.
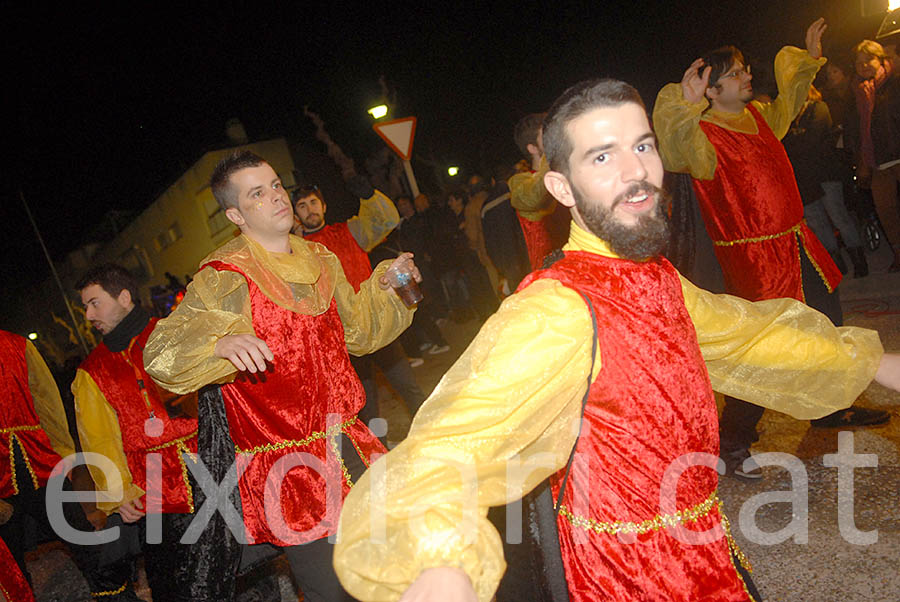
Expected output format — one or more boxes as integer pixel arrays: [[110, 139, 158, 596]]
[[402, 159, 420, 197]]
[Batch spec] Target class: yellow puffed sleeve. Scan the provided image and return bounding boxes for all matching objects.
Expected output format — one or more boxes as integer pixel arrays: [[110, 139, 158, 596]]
[[333, 256, 416, 357], [25, 340, 75, 459], [681, 275, 883, 419], [347, 189, 401, 252], [508, 156, 556, 221], [335, 279, 597, 602], [144, 267, 254, 395], [72, 369, 144, 514], [753, 46, 825, 140], [652, 82, 719, 180]]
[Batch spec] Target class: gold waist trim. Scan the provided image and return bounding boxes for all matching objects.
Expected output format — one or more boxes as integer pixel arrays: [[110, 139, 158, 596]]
[[143, 430, 198, 514], [558, 489, 718, 536], [234, 417, 358, 455], [713, 221, 802, 247], [0, 424, 41, 434], [145, 430, 197, 453]]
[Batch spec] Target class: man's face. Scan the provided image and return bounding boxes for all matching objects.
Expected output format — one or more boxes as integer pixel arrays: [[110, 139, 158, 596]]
[[294, 193, 326, 231], [414, 194, 430, 213], [81, 284, 132, 335], [225, 163, 294, 239], [448, 195, 464, 215], [709, 60, 753, 109], [825, 64, 846, 88], [547, 103, 668, 260], [855, 53, 881, 80]]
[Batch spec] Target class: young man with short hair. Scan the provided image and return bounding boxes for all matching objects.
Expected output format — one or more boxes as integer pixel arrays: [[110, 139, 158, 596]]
[[74, 264, 198, 600], [145, 151, 416, 600], [334, 78, 900, 602]]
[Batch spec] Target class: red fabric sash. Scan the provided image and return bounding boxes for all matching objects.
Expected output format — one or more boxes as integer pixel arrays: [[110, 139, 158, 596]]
[[80, 320, 197, 514], [0, 535, 34, 602], [0, 331, 63, 498], [303, 223, 373, 292], [695, 104, 840, 301], [520, 252, 751, 601], [204, 260, 385, 546]]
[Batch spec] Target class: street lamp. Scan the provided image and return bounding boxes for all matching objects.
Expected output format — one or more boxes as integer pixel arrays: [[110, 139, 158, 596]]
[[447, 166, 459, 177], [27, 332, 38, 341], [367, 104, 388, 119]]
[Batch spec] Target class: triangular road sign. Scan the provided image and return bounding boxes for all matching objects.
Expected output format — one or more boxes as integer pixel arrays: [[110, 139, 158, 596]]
[[373, 117, 417, 160]]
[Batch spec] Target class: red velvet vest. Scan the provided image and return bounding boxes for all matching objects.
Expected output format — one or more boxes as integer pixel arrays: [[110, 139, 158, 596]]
[[0, 535, 34, 602], [695, 104, 841, 302], [80, 319, 197, 514], [518, 204, 572, 271], [0, 331, 64, 498], [303, 223, 372, 292], [520, 252, 752, 601], [204, 260, 386, 546]]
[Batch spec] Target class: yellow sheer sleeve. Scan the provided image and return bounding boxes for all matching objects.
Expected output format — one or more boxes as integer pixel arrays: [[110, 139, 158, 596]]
[[25, 340, 75, 459], [347, 190, 401, 252], [652, 82, 718, 180], [335, 279, 597, 602], [144, 267, 254, 395], [333, 257, 416, 357], [753, 46, 825, 140], [508, 157, 555, 221], [681, 275, 883, 419], [72, 369, 144, 514]]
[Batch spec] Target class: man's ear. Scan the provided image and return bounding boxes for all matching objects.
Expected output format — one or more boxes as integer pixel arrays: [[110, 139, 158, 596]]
[[705, 85, 719, 102], [526, 143, 540, 160], [544, 170, 575, 208], [225, 207, 245, 227], [116, 288, 133, 308]]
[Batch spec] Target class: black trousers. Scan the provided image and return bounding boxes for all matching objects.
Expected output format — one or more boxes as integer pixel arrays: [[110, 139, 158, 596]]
[[0, 440, 133, 597], [719, 248, 843, 454]]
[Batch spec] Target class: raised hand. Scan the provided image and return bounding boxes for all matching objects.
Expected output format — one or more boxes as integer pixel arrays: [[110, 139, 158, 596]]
[[214, 334, 274, 373], [681, 58, 712, 105], [805, 18, 827, 60]]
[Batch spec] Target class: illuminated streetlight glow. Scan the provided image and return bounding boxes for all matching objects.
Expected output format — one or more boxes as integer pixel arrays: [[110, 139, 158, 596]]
[[447, 166, 459, 176], [889, 0, 899, 10], [367, 104, 388, 119], [27, 332, 38, 340]]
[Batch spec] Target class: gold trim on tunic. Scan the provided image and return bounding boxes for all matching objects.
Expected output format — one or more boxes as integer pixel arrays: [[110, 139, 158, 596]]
[[712, 222, 802, 247], [145, 430, 198, 514]]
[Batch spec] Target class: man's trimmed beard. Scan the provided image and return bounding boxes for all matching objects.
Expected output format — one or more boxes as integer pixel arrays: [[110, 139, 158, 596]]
[[573, 181, 670, 261]]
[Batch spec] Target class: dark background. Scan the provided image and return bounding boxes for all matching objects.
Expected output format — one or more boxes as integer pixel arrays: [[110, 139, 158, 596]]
[[2, 1, 889, 327]]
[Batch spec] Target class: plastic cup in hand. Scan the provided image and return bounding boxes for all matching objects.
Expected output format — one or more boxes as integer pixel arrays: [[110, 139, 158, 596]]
[[386, 261, 423, 307]]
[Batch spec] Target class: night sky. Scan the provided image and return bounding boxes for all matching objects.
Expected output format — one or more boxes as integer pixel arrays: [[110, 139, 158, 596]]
[[2, 1, 888, 328]]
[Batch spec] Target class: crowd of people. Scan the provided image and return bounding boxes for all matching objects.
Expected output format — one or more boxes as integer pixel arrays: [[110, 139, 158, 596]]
[[1, 16, 899, 602]]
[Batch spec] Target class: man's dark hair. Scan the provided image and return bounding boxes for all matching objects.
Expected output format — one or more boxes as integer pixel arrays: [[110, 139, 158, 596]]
[[75, 264, 139, 304], [542, 79, 646, 176], [513, 113, 546, 159], [292, 184, 324, 207], [210, 150, 267, 211], [702, 45, 745, 88]]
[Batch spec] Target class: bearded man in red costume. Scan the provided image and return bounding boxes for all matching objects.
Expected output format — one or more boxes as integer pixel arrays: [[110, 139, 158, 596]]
[[333, 79, 900, 602], [74, 265, 198, 600], [144, 150, 417, 601], [653, 18, 888, 479], [293, 181, 429, 426]]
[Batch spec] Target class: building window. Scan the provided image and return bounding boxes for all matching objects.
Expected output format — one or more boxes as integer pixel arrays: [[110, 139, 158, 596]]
[[153, 221, 182, 251]]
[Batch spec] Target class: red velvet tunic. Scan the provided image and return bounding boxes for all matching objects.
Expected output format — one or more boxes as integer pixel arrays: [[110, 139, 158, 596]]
[[694, 104, 841, 302], [303, 223, 372, 292], [0, 331, 64, 498], [521, 252, 753, 601], [518, 204, 572, 270], [0, 535, 34, 602], [80, 319, 197, 514], [204, 261, 386, 546]]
